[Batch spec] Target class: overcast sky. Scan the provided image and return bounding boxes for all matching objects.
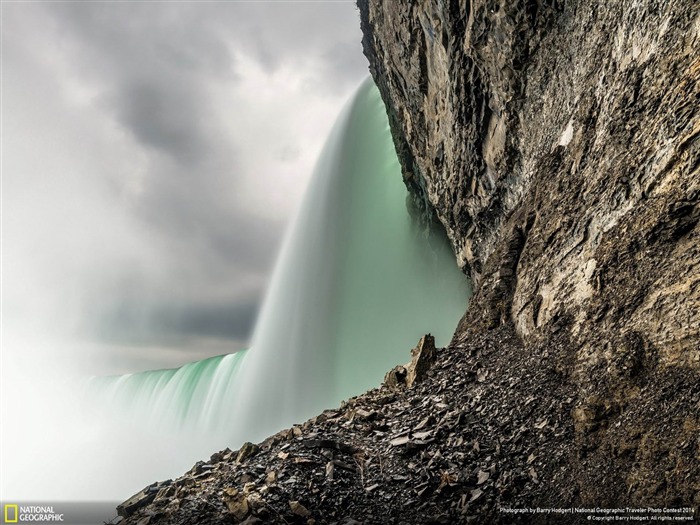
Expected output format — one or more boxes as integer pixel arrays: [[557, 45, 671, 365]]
[[2, 1, 368, 375]]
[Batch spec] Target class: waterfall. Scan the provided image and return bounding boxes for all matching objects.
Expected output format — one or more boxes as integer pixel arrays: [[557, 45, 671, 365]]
[[84, 77, 470, 498]]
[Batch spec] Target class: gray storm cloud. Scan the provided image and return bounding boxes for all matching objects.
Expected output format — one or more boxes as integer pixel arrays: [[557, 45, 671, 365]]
[[3, 1, 368, 373]]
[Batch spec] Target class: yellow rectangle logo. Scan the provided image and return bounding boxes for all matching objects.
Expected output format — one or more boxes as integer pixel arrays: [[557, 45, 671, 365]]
[[4, 504, 18, 523]]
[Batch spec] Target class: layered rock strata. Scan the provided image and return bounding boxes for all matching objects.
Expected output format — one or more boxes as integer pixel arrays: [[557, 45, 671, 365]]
[[359, 0, 699, 508]]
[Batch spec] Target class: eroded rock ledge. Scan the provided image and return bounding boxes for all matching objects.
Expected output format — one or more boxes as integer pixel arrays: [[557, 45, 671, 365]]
[[116, 1, 698, 523]]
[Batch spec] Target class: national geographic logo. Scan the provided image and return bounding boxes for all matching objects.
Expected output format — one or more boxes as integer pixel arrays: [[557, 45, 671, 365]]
[[3, 505, 18, 523], [0, 502, 120, 525], [2, 505, 62, 522]]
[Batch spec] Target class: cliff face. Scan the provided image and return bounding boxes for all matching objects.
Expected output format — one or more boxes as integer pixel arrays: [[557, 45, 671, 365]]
[[359, 0, 699, 510], [359, 0, 698, 296]]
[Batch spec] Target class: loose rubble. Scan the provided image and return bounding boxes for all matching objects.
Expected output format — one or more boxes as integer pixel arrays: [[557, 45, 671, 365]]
[[114, 323, 699, 524]]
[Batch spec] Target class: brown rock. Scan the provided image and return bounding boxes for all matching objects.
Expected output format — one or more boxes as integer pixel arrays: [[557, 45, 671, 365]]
[[384, 365, 407, 388], [236, 442, 260, 464], [265, 471, 278, 485], [289, 500, 312, 518], [405, 334, 437, 388], [239, 517, 262, 525], [222, 488, 249, 521], [117, 481, 170, 518]]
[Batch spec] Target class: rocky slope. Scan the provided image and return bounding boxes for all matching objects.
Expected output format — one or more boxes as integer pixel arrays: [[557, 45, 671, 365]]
[[115, 0, 699, 523]]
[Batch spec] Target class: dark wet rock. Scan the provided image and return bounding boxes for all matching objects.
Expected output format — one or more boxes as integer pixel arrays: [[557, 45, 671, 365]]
[[117, 481, 171, 518]]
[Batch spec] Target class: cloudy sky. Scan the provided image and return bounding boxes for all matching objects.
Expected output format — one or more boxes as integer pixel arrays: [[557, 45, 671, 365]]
[[2, 1, 368, 375]]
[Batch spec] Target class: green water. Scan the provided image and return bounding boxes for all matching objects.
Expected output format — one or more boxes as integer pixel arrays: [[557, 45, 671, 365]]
[[92, 78, 470, 448]]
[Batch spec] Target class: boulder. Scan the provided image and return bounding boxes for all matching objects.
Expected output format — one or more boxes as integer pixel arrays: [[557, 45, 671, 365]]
[[405, 334, 436, 387]]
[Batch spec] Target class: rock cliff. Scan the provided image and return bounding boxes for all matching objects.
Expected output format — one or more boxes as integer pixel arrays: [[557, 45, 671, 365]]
[[358, 0, 699, 511], [115, 1, 699, 523]]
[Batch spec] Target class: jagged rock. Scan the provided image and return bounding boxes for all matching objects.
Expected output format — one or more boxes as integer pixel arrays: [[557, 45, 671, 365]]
[[405, 334, 436, 387], [301, 438, 359, 455], [238, 517, 262, 525], [346, 408, 377, 421], [210, 449, 228, 463], [325, 461, 335, 480], [390, 435, 410, 447], [222, 488, 249, 521], [117, 481, 170, 518], [383, 365, 406, 388], [265, 471, 277, 485], [384, 334, 437, 388], [288, 500, 311, 518], [236, 442, 260, 464]]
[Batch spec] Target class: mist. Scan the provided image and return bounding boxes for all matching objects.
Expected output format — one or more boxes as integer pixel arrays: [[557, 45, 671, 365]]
[[2, 0, 367, 503]]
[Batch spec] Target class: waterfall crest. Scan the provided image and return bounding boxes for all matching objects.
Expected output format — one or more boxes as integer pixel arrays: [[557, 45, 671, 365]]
[[88, 78, 470, 496]]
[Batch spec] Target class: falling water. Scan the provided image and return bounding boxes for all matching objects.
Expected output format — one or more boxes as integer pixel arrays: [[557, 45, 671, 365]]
[[86, 78, 470, 497]]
